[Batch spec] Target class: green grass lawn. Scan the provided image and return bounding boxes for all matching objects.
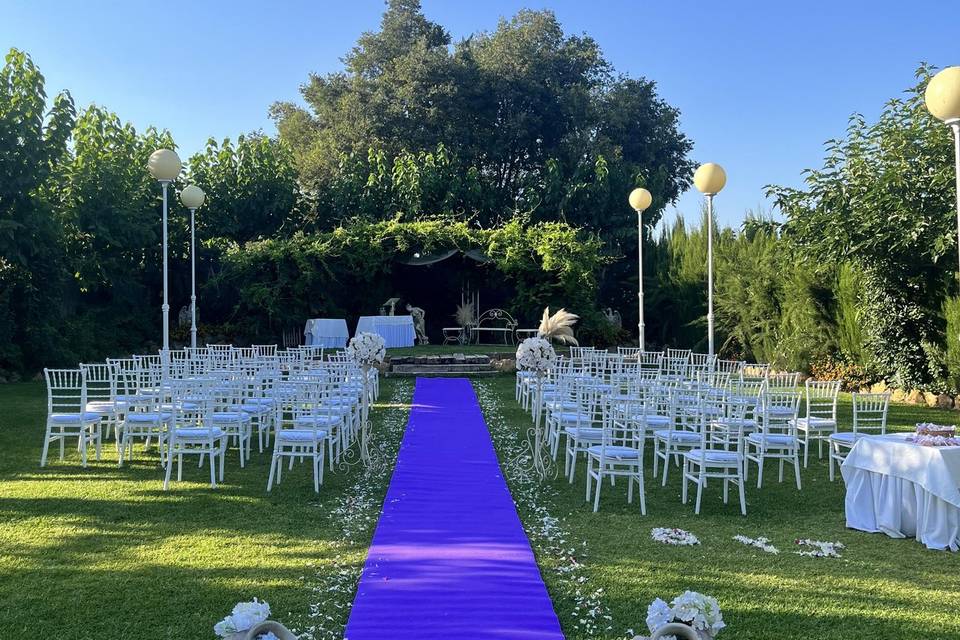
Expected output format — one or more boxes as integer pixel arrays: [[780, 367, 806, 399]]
[[476, 377, 960, 640], [0, 379, 413, 640], [2, 376, 958, 639]]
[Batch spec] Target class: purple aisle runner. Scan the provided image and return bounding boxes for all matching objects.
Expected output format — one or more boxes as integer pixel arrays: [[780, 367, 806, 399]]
[[344, 377, 564, 640]]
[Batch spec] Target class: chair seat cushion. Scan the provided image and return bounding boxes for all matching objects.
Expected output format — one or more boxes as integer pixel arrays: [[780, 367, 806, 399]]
[[747, 433, 796, 447], [564, 426, 603, 440], [240, 403, 273, 415], [173, 427, 224, 439], [829, 431, 862, 444], [630, 414, 670, 426], [713, 418, 758, 429], [587, 445, 640, 460], [244, 398, 276, 407], [794, 417, 836, 430], [277, 428, 328, 442], [653, 429, 701, 442], [162, 401, 200, 411], [85, 401, 117, 414], [211, 411, 252, 423], [293, 415, 343, 428], [686, 448, 740, 463], [555, 412, 593, 425], [126, 412, 172, 423], [767, 406, 796, 416], [51, 412, 102, 424]]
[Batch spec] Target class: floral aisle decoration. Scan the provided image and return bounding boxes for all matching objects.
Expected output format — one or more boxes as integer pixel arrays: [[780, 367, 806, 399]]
[[299, 380, 413, 640], [651, 527, 700, 546], [515, 335, 558, 480], [794, 539, 845, 558], [641, 591, 725, 640], [214, 599, 296, 639], [732, 534, 779, 554], [344, 332, 386, 469], [475, 381, 618, 638]]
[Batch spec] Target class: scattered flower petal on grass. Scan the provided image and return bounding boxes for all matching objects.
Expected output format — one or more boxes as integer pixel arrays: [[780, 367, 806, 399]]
[[732, 534, 779, 554], [794, 538, 845, 558], [651, 527, 700, 546]]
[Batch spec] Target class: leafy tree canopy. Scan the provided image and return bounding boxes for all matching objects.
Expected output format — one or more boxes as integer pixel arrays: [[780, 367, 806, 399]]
[[271, 0, 694, 235]]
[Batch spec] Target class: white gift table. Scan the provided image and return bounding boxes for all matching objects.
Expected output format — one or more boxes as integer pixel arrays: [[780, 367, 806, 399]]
[[304, 318, 349, 348], [841, 432, 960, 551], [355, 316, 415, 348]]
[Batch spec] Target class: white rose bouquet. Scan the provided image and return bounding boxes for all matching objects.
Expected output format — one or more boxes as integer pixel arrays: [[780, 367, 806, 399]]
[[214, 598, 271, 638], [516, 336, 556, 375], [347, 332, 387, 367], [645, 591, 725, 640]]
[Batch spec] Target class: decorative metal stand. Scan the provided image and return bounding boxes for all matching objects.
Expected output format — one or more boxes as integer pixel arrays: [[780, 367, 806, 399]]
[[338, 365, 387, 474], [514, 372, 558, 481]]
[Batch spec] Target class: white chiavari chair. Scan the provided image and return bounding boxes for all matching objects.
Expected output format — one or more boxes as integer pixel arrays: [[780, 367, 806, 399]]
[[793, 379, 841, 467], [828, 392, 890, 481], [585, 391, 646, 513], [683, 391, 748, 515], [41, 368, 103, 467], [744, 390, 802, 489]]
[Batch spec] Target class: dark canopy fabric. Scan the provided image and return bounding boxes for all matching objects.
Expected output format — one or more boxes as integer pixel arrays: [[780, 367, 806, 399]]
[[397, 248, 491, 266]]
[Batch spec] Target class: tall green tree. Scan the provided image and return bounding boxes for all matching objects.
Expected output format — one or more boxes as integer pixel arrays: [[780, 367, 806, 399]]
[[187, 134, 301, 243], [769, 65, 957, 386], [0, 49, 75, 372], [272, 1, 694, 237]]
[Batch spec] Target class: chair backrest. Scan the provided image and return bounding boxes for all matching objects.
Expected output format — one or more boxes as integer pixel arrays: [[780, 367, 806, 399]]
[[766, 371, 800, 393], [740, 363, 770, 382], [253, 344, 278, 357], [689, 352, 717, 372], [716, 359, 745, 376], [761, 391, 801, 432], [805, 379, 840, 420], [44, 368, 87, 416], [852, 392, 890, 436], [80, 362, 115, 403]]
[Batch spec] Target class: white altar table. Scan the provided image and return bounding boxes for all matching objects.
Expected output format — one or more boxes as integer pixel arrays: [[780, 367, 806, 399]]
[[355, 316, 415, 348], [841, 433, 960, 551], [304, 318, 349, 348]]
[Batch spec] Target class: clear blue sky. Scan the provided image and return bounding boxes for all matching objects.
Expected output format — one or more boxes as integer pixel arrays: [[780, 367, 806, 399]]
[[2, 0, 956, 227]]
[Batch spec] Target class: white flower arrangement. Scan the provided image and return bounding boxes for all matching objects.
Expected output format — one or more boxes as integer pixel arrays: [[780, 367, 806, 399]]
[[794, 538, 845, 558], [651, 527, 700, 546], [515, 336, 557, 374], [915, 423, 956, 436], [645, 591, 725, 640], [214, 598, 271, 637], [346, 332, 386, 367], [907, 434, 960, 447], [732, 534, 779, 554]]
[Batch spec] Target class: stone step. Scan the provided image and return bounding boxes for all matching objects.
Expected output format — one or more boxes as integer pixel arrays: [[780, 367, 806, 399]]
[[386, 369, 501, 378], [389, 354, 491, 366], [391, 363, 494, 373]]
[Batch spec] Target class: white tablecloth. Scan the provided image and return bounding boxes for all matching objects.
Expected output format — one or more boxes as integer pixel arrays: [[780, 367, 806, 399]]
[[841, 433, 960, 551], [355, 316, 415, 348], [304, 318, 349, 348]]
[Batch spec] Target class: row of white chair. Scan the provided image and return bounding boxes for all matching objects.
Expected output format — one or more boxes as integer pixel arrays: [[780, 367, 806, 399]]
[[41, 345, 378, 493], [518, 350, 890, 516]]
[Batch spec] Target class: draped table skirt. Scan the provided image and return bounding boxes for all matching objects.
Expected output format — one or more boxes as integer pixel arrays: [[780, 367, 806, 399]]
[[355, 316, 415, 348], [304, 319, 349, 348], [841, 433, 960, 551], [843, 468, 959, 551]]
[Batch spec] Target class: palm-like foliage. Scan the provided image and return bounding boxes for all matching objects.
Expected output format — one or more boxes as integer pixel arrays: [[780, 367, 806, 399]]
[[538, 307, 579, 345]]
